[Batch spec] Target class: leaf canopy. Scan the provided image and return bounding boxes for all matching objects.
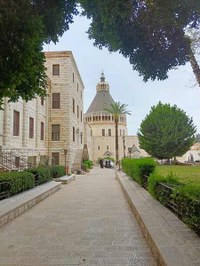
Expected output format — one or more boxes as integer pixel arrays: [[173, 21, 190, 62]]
[[138, 102, 196, 159]]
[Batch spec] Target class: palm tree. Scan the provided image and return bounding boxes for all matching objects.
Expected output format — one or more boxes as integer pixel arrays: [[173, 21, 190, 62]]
[[105, 102, 131, 164]]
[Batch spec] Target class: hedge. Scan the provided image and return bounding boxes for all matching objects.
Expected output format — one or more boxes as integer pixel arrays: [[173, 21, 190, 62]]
[[49, 165, 66, 178], [26, 166, 51, 185], [148, 173, 200, 235], [121, 158, 156, 185], [0, 171, 35, 196]]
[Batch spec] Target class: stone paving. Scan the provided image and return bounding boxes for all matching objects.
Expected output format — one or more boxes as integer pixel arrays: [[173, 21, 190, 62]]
[[0, 167, 156, 265]]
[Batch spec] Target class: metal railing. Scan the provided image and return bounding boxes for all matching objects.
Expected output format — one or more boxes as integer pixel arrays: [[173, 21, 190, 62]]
[[0, 152, 32, 172]]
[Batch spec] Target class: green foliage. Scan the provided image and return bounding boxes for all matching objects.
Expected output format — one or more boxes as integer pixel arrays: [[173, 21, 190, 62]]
[[138, 102, 196, 159], [0, 0, 78, 104], [26, 166, 51, 185], [122, 158, 156, 185], [104, 101, 131, 163], [49, 165, 66, 178], [80, 0, 200, 83], [0, 171, 35, 196], [174, 184, 200, 233], [148, 172, 200, 234], [148, 173, 182, 200], [104, 156, 115, 162], [83, 160, 93, 169]]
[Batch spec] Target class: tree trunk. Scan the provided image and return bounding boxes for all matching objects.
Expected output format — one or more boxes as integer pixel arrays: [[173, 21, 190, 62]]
[[189, 48, 200, 87], [115, 119, 119, 164]]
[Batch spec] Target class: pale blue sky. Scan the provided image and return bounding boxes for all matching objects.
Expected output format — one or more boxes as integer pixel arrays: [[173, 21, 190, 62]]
[[43, 14, 200, 135]]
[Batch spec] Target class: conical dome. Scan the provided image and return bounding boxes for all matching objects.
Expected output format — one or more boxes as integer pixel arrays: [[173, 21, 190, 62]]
[[86, 72, 114, 113]]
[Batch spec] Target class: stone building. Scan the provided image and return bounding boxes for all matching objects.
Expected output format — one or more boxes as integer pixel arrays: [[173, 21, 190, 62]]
[[45, 51, 84, 171], [84, 73, 147, 163], [0, 96, 48, 168], [0, 51, 84, 172]]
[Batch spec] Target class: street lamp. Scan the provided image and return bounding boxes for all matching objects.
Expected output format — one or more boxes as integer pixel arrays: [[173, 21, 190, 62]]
[[122, 136, 126, 158], [63, 149, 68, 175]]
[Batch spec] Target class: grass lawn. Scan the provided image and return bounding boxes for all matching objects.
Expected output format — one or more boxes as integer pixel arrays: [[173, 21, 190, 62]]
[[156, 165, 200, 184]]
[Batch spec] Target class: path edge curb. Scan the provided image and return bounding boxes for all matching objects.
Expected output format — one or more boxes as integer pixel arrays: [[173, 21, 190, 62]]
[[0, 183, 61, 228]]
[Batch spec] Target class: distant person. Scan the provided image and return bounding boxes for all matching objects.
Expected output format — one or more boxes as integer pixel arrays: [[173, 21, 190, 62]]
[[100, 159, 104, 168]]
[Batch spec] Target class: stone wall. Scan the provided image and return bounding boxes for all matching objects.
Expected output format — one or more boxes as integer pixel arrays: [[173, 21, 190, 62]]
[[45, 51, 84, 171]]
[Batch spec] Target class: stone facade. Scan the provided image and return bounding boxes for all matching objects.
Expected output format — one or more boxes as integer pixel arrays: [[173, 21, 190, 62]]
[[45, 51, 84, 171], [0, 51, 84, 172], [0, 96, 47, 165]]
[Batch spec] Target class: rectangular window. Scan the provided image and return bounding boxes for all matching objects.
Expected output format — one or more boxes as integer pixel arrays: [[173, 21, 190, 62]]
[[102, 129, 105, 136], [120, 129, 122, 136], [77, 83, 79, 92], [73, 127, 75, 142], [52, 124, 60, 141], [52, 152, 59, 165], [52, 93, 60, 109], [29, 117, 34, 138], [13, 110, 20, 136], [77, 105, 79, 118], [41, 96, 44, 106], [108, 129, 111, 136], [98, 146, 100, 150], [41, 122, 44, 140], [81, 133, 83, 144], [107, 145, 109, 150], [52, 64, 60, 76], [73, 98, 75, 113], [72, 72, 75, 82]]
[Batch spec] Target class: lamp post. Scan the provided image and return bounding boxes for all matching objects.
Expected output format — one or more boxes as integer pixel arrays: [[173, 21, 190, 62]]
[[63, 149, 68, 175], [122, 136, 126, 158]]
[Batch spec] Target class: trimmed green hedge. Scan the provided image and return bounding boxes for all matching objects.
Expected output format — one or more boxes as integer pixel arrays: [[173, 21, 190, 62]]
[[0, 171, 35, 196], [49, 165, 66, 178], [148, 173, 200, 235], [26, 166, 51, 185], [121, 158, 156, 185]]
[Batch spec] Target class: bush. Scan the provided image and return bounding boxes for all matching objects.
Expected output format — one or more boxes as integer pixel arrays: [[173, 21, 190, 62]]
[[26, 166, 51, 185], [173, 184, 200, 234], [122, 158, 156, 185], [49, 165, 66, 178], [0, 171, 35, 196], [148, 173, 181, 199], [148, 172, 200, 235], [104, 156, 115, 162], [82, 160, 93, 170]]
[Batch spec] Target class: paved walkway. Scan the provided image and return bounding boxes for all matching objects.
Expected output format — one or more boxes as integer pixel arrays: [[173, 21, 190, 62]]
[[0, 168, 156, 266]]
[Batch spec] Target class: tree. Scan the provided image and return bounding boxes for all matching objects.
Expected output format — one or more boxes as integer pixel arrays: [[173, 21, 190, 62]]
[[105, 102, 131, 164], [0, 0, 77, 104], [138, 102, 196, 160], [195, 133, 200, 143], [80, 0, 200, 85]]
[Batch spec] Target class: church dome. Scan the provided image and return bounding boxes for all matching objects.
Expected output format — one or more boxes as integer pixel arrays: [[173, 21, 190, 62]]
[[86, 72, 114, 113]]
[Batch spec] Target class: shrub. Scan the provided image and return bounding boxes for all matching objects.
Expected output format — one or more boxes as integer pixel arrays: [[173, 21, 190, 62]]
[[26, 166, 51, 185], [148, 173, 181, 199], [50, 165, 66, 178], [148, 172, 200, 235], [0, 171, 35, 196], [104, 156, 115, 162], [173, 184, 200, 234], [122, 158, 156, 185], [83, 160, 93, 170]]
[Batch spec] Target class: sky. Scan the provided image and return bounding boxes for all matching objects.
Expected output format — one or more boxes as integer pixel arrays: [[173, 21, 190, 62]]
[[43, 14, 200, 136]]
